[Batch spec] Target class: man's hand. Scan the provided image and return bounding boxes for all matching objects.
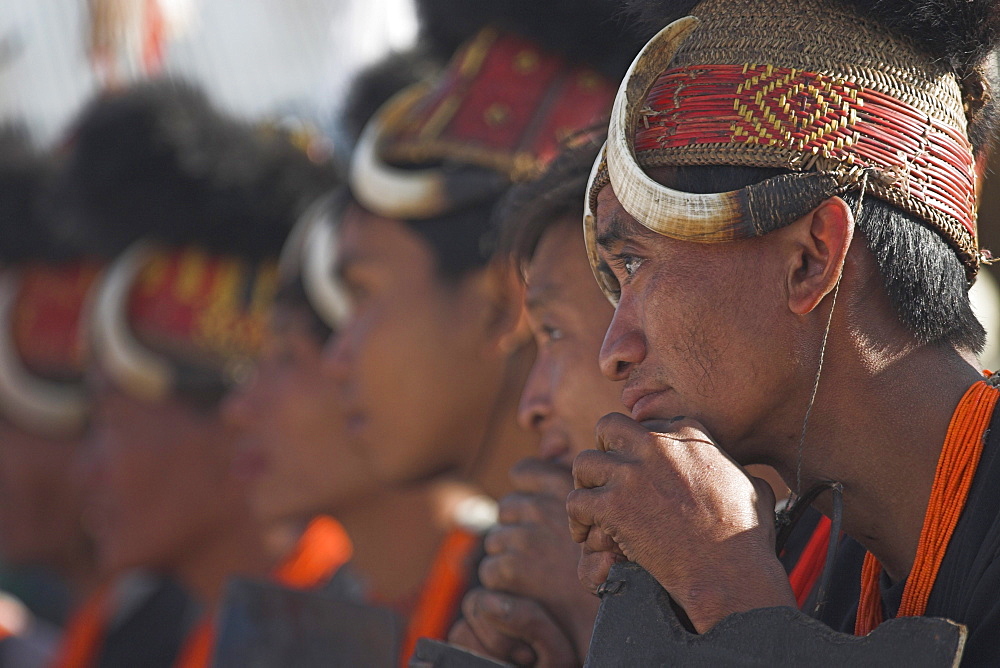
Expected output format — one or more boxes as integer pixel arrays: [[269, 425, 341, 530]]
[[448, 458, 598, 665], [448, 589, 577, 667], [567, 414, 795, 633], [479, 459, 600, 658]]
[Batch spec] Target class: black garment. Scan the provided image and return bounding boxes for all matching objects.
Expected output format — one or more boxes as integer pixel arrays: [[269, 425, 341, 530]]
[[96, 575, 196, 668], [779, 504, 867, 621], [814, 403, 1000, 666]]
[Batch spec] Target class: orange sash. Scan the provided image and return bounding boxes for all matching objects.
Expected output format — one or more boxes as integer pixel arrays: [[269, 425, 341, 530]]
[[49, 586, 112, 668], [53, 516, 351, 668], [398, 527, 480, 666]]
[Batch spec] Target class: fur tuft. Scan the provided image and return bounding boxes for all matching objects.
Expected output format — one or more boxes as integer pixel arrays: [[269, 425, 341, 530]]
[[0, 127, 63, 263], [52, 80, 335, 261], [619, 0, 703, 35], [416, 0, 653, 76], [840, 0, 1000, 70], [340, 46, 443, 147]]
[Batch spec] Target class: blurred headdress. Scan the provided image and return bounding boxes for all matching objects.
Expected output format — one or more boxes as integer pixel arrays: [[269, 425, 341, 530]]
[[56, 81, 334, 402], [349, 0, 652, 221]]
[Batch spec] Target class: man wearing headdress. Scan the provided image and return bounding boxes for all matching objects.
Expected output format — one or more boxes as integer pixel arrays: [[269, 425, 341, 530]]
[[51, 80, 347, 667], [567, 0, 1000, 663], [310, 1, 652, 659], [447, 136, 806, 666], [0, 130, 197, 668]]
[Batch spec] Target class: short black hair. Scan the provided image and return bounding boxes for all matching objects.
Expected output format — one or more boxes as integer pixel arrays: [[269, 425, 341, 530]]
[[495, 136, 605, 269]]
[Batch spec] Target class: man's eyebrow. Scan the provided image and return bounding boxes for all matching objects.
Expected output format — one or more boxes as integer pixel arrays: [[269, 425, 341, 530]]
[[525, 283, 559, 312], [596, 212, 656, 251]]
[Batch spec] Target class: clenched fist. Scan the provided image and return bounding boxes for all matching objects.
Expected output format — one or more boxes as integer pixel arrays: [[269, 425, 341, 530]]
[[567, 414, 795, 633]]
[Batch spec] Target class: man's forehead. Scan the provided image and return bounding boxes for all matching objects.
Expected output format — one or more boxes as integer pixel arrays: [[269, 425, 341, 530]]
[[525, 222, 587, 307], [525, 276, 562, 312], [336, 205, 400, 269]]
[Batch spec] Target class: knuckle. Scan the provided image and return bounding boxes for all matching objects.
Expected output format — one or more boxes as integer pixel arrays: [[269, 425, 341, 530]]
[[565, 489, 584, 518], [671, 418, 712, 442], [461, 588, 486, 624], [447, 620, 476, 646], [483, 529, 505, 555], [497, 493, 531, 524], [480, 553, 518, 590]]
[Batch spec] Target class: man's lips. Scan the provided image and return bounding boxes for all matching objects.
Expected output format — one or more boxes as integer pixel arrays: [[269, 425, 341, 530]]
[[537, 432, 572, 465], [622, 386, 669, 421], [344, 410, 367, 435], [231, 443, 270, 482]]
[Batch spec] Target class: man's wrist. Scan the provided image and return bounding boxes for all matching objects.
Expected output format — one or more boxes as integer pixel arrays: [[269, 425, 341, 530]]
[[667, 556, 796, 633]]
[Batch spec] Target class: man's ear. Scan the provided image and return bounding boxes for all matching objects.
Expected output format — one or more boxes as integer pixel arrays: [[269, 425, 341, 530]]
[[785, 196, 855, 316], [463, 260, 532, 356]]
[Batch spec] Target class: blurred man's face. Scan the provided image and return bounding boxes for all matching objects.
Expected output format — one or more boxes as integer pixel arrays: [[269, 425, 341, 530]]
[[323, 205, 513, 485], [518, 220, 623, 467], [84, 372, 244, 575], [0, 420, 89, 568], [224, 304, 379, 523]]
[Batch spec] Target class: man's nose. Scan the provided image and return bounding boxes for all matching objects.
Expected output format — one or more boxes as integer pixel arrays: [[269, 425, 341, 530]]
[[599, 297, 646, 381], [517, 359, 553, 433]]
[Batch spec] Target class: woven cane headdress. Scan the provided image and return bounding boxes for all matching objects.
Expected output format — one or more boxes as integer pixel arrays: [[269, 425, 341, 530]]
[[585, 0, 989, 303]]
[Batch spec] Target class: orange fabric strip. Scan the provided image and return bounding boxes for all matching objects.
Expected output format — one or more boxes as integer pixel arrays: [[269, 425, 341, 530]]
[[398, 528, 480, 667], [272, 516, 353, 589], [788, 515, 833, 608], [50, 586, 112, 668], [855, 379, 999, 635]]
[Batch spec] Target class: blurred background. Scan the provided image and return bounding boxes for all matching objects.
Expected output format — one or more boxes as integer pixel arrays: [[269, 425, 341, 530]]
[[0, 0, 423, 637], [0, 0, 417, 146]]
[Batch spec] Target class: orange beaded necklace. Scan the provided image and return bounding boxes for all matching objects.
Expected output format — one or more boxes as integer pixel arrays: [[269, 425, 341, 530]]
[[854, 378, 999, 635]]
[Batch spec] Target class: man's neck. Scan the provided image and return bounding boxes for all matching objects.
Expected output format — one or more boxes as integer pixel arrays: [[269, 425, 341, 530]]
[[780, 342, 983, 582], [335, 479, 480, 609], [174, 508, 298, 610]]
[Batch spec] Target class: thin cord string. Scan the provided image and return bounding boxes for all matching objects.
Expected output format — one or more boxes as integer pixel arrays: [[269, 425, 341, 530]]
[[794, 280, 840, 495], [793, 172, 869, 496]]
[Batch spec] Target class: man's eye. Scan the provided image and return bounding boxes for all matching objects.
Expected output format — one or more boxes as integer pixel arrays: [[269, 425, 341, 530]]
[[542, 324, 564, 342], [623, 256, 644, 277], [611, 254, 643, 280]]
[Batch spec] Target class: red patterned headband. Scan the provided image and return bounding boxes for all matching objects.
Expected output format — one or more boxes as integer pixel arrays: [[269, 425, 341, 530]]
[[0, 262, 102, 436], [90, 245, 276, 401], [636, 63, 976, 250], [351, 28, 618, 220]]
